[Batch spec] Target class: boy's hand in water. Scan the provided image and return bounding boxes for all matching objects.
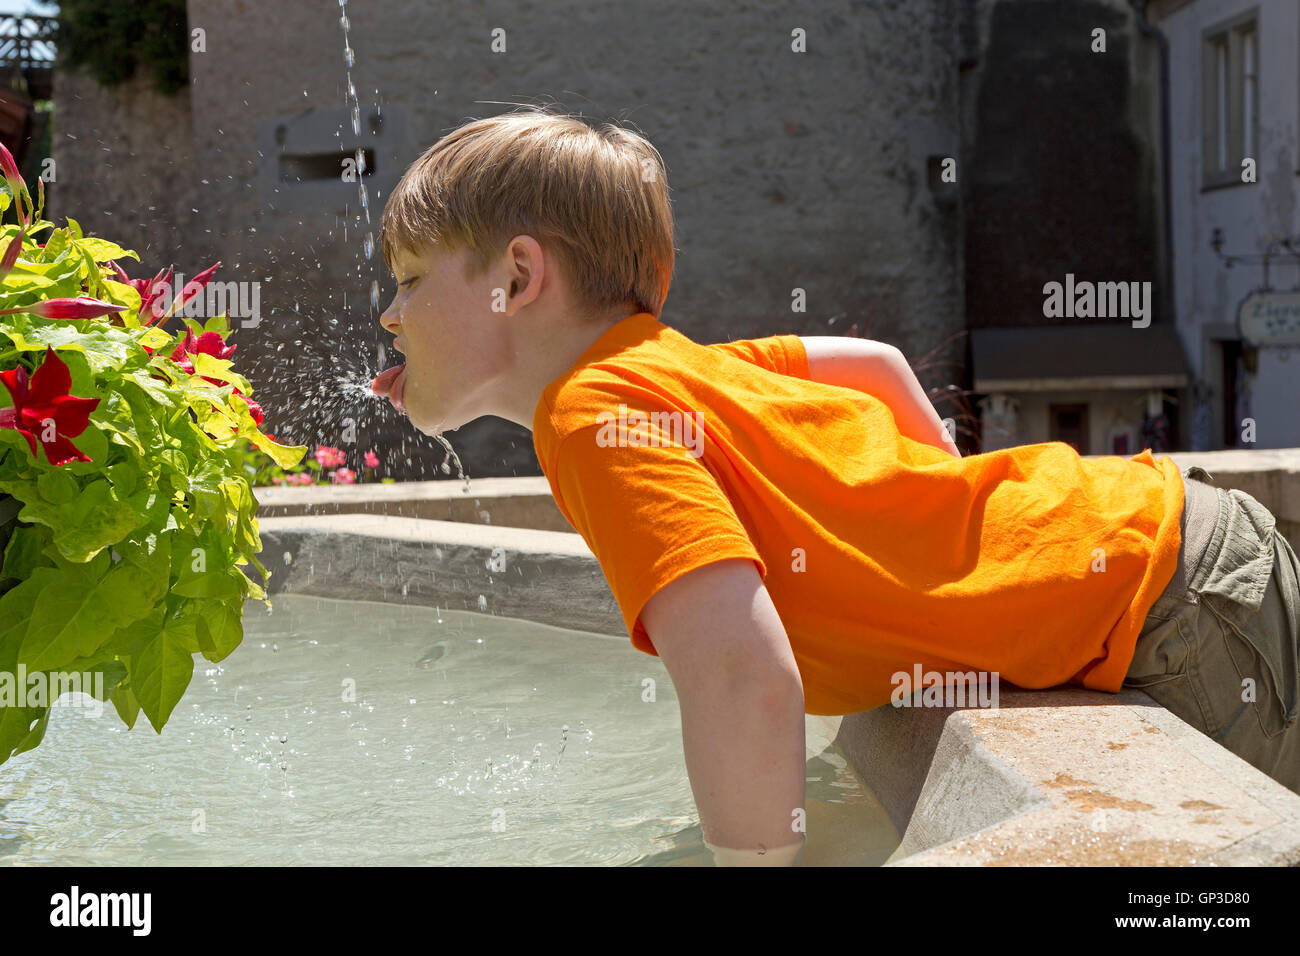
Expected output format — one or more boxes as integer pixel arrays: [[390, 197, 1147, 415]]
[[639, 557, 807, 866]]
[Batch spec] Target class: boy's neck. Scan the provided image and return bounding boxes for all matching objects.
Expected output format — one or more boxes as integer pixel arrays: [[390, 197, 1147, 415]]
[[495, 305, 646, 431]]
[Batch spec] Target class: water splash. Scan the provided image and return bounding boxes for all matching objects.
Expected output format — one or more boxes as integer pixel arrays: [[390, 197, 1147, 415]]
[[310, 0, 471, 493]]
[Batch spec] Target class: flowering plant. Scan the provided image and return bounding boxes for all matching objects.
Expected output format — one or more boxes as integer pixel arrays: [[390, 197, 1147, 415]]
[[229, 440, 390, 487], [0, 145, 306, 764]]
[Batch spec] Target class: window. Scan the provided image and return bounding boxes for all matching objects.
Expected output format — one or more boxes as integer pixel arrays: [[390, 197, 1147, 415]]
[[1202, 10, 1259, 188]]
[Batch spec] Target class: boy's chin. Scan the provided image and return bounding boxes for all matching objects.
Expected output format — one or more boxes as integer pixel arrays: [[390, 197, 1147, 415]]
[[411, 412, 449, 438]]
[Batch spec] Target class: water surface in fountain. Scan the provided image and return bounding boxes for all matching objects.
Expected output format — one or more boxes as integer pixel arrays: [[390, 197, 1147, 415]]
[[0, 595, 899, 865]]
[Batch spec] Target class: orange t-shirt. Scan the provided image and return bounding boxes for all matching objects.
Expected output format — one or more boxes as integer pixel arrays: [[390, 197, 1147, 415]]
[[531, 312, 1184, 716]]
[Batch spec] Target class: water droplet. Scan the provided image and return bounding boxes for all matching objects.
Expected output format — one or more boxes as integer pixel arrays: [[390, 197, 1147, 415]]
[[344, 46, 355, 68], [478, 595, 487, 612], [283, 551, 292, 565], [370, 280, 380, 311], [363, 232, 374, 259]]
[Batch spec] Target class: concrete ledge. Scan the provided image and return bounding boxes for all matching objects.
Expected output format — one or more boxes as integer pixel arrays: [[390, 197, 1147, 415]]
[[256, 514, 624, 636], [836, 689, 1300, 866], [256, 476, 572, 533], [254, 513, 1300, 865]]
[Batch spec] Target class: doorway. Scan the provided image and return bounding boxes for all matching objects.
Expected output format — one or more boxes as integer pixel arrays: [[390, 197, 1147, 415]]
[[1049, 403, 1089, 454]]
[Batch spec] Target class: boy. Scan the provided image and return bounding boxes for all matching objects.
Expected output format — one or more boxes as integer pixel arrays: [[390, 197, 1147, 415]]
[[372, 107, 1300, 866]]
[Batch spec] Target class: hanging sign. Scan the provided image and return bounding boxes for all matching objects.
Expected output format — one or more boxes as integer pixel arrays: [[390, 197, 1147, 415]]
[[1238, 290, 1300, 346]]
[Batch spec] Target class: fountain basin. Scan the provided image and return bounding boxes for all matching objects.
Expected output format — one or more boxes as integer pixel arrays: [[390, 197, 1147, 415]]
[[255, 512, 1300, 866]]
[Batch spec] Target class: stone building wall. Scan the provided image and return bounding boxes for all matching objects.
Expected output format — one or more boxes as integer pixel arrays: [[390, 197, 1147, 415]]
[[961, 0, 1166, 331], [49, 70, 201, 274]]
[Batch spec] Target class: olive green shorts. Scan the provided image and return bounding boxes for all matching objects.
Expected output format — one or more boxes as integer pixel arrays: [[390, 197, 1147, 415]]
[[1124, 465, 1300, 795]]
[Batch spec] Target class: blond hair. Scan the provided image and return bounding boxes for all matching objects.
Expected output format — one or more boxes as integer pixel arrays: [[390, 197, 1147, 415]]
[[380, 105, 675, 320]]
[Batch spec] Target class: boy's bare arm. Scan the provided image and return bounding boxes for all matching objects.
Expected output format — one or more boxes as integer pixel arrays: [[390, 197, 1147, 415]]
[[639, 557, 807, 866], [799, 336, 961, 457]]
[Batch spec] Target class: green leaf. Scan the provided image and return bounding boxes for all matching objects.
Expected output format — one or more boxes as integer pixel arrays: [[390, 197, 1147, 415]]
[[76, 237, 138, 264], [17, 553, 153, 670], [248, 433, 306, 470], [197, 600, 244, 662], [37, 228, 69, 263], [36, 468, 79, 505], [99, 604, 163, 660], [191, 352, 251, 393], [56, 657, 128, 701], [6, 705, 51, 759], [2, 523, 49, 580], [4, 477, 139, 562], [130, 621, 195, 732], [110, 680, 141, 730], [0, 592, 49, 763]]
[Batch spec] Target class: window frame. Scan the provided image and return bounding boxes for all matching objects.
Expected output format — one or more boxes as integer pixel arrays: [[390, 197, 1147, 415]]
[[1201, 7, 1260, 191]]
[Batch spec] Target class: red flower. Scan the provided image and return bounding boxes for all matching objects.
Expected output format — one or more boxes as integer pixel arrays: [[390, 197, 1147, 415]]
[[171, 329, 237, 382], [112, 262, 173, 325], [0, 295, 128, 321], [168, 329, 262, 426], [364, 450, 379, 469], [0, 226, 23, 282], [109, 260, 221, 327], [0, 347, 101, 465], [0, 141, 30, 226]]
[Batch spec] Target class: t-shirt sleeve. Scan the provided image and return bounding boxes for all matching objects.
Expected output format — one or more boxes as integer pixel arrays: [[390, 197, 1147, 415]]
[[707, 333, 809, 379], [551, 421, 767, 656]]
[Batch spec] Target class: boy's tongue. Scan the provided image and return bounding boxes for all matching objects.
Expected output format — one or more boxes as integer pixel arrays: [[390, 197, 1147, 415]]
[[371, 363, 406, 409]]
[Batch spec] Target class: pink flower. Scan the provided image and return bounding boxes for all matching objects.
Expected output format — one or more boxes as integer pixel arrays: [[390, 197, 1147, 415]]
[[364, 451, 379, 469], [314, 445, 346, 469], [271, 476, 284, 486], [331, 468, 356, 485]]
